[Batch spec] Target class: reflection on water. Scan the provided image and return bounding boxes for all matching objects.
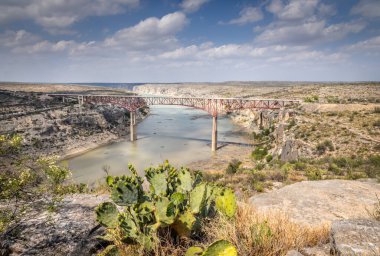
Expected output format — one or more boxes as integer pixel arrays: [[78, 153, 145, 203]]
[[67, 106, 250, 184]]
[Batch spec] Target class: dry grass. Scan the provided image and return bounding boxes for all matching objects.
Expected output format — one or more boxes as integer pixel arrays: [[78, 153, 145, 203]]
[[367, 194, 380, 221], [202, 204, 330, 256]]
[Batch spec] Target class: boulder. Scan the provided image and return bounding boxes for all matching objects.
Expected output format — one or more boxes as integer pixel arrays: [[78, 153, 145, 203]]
[[330, 219, 380, 256], [249, 179, 380, 226], [280, 139, 299, 162], [0, 194, 108, 256]]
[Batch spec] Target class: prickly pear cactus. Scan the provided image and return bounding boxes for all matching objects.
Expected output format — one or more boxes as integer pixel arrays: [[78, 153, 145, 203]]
[[96, 202, 119, 228], [95, 162, 237, 254], [155, 196, 176, 226], [215, 188, 237, 218], [190, 183, 206, 214], [203, 240, 238, 256], [146, 167, 168, 196], [185, 240, 238, 256], [177, 167, 193, 192], [172, 210, 197, 237], [185, 246, 203, 256]]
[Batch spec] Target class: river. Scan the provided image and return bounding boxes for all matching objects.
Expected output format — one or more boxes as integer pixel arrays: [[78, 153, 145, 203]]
[[67, 105, 250, 184]]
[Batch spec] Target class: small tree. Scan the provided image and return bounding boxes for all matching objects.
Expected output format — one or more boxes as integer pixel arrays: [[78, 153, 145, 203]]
[[225, 159, 242, 175], [0, 134, 79, 233]]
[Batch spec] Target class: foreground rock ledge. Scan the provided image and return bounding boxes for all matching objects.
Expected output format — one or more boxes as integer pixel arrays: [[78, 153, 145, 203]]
[[0, 194, 108, 256], [331, 219, 380, 255], [249, 179, 380, 226]]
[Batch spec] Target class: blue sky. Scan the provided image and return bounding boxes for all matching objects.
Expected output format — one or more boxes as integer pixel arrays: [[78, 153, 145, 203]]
[[0, 0, 380, 82]]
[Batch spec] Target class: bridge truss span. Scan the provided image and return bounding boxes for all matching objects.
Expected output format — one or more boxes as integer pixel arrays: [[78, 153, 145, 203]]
[[57, 95, 299, 116], [48, 94, 300, 151]]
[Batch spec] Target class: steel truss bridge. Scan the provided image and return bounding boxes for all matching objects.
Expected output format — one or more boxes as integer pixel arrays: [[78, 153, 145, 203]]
[[48, 94, 299, 151]]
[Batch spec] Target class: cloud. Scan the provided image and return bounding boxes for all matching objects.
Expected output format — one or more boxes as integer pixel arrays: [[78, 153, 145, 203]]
[[346, 36, 380, 51], [255, 20, 366, 45], [227, 7, 264, 25], [266, 0, 320, 21], [180, 0, 210, 13], [103, 12, 188, 51], [0, 0, 139, 30], [351, 0, 380, 18], [0, 30, 40, 48]]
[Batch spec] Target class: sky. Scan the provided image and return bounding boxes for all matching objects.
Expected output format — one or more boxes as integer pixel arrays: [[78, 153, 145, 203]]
[[0, 0, 380, 83]]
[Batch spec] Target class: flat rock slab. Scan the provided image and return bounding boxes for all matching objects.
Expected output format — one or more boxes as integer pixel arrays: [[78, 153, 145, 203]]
[[331, 219, 380, 256], [1, 194, 109, 256], [249, 179, 380, 226]]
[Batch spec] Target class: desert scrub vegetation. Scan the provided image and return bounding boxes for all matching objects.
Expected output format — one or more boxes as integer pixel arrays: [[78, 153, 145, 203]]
[[203, 204, 330, 256], [316, 140, 334, 155], [95, 161, 238, 255], [0, 134, 86, 233], [303, 95, 319, 103]]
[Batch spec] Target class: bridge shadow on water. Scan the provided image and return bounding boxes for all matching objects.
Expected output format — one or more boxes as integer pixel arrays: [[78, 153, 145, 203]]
[[137, 134, 253, 149]]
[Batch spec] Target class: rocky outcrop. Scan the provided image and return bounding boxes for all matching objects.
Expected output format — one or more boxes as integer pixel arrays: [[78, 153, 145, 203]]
[[249, 179, 380, 226], [0, 194, 108, 256], [0, 90, 148, 157], [280, 139, 299, 162], [330, 219, 380, 256]]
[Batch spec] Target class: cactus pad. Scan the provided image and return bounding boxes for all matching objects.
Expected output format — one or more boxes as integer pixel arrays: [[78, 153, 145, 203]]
[[203, 240, 238, 256], [96, 202, 119, 228], [215, 188, 237, 218]]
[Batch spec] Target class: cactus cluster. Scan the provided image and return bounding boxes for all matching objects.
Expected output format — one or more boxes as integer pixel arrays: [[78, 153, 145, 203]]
[[95, 161, 237, 253], [185, 240, 238, 256]]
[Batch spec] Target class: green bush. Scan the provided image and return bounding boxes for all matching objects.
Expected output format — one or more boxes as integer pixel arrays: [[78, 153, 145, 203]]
[[252, 147, 268, 160], [0, 134, 79, 232], [95, 162, 237, 254], [225, 159, 242, 175], [316, 140, 334, 155], [305, 167, 323, 180], [304, 95, 319, 103], [266, 155, 273, 162]]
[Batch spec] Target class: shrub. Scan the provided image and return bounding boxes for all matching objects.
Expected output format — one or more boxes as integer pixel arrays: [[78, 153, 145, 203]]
[[266, 155, 273, 163], [367, 195, 380, 221], [252, 147, 268, 160], [304, 95, 319, 103], [305, 168, 323, 180], [287, 119, 296, 130], [95, 162, 237, 254], [316, 140, 334, 155], [0, 134, 79, 233], [253, 182, 264, 192], [328, 163, 344, 176], [226, 159, 242, 175]]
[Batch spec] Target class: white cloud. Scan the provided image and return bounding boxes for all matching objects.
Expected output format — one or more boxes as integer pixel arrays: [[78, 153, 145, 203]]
[[103, 12, 188, 51], [346, 36, 380, 51], [180, 0, 210, 13], [266, 0, 283, 14], [0, 30, 40, 48], [227, 7, 263, 25], [256, 20, 366, 45], [351, 0, 380, 18], [0, 0, 139, 30], [266, 0, 320, 21]]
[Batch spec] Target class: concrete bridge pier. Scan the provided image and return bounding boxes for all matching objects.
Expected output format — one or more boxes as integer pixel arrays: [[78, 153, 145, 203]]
[[130, 111, 137, 141], [211, 115, 217, 151]]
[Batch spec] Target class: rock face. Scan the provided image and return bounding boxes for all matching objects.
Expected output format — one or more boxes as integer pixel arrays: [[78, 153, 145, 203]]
[[0, 194, 108, 256], [249, 179, 380, 226], [280, 139, 299, 162], [330, 219, 380, 256]]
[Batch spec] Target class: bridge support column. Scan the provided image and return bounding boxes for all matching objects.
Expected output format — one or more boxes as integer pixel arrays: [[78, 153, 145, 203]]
[[211, 115, 217, 151], [130, 111, 137, 141]]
